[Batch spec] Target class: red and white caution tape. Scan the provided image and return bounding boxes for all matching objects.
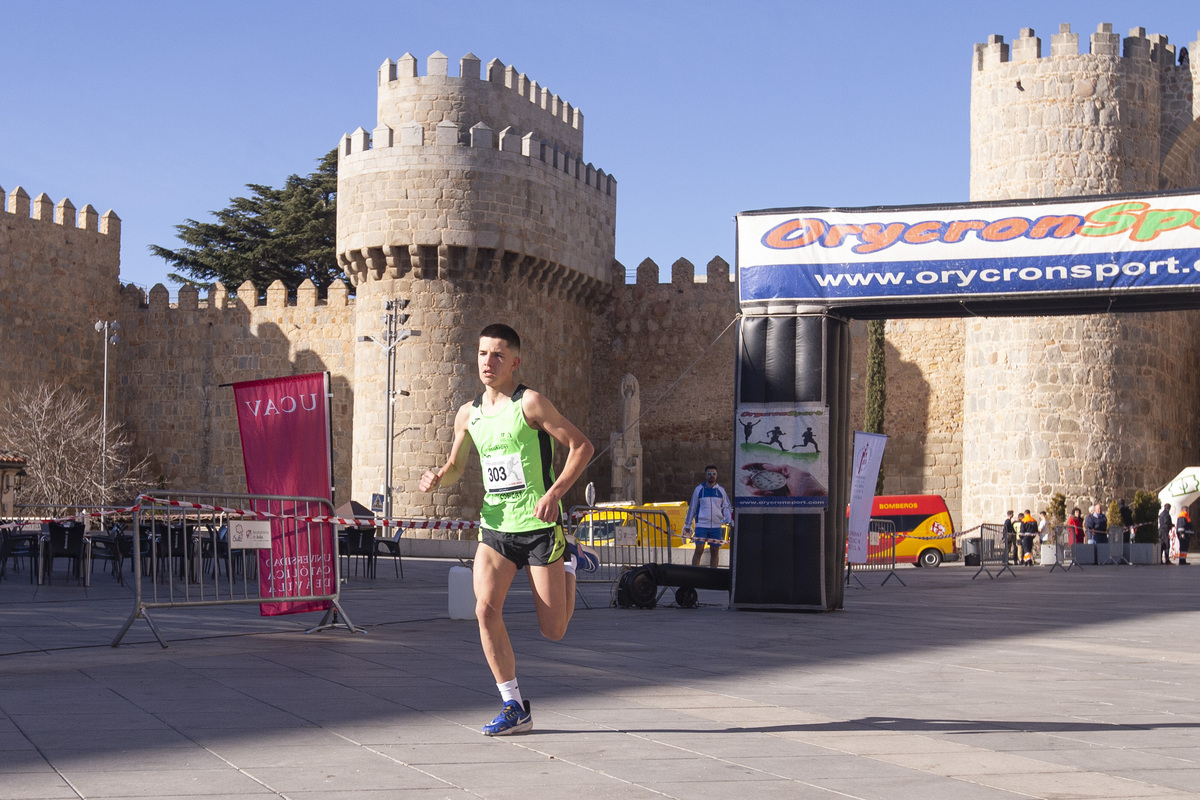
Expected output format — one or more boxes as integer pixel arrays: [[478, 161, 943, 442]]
[[137, 494, 479, 530], [1, 502, 143, 530]]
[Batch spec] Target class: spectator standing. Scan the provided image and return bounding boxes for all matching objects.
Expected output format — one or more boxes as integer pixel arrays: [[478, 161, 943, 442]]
[[684, 465, 732, 568], [1159, 503, 1173, 565], [1019, 510, 1037, 565], [1085, 503, 1108, 545], [1036, 510, 1049, 563], [1002, 510, 1018, 565], [1067, 507, 1084, 544], [1176, 508, 1193, 566]]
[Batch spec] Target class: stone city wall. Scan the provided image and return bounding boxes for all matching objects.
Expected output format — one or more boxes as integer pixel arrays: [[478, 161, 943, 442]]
[[0, 185, 120, 418], [114, 280, 357, 502], [962, 312, 1200, 518], [347, 267, 599, 536], [589, 256, 739, 504], [848, 319, 965, 525]]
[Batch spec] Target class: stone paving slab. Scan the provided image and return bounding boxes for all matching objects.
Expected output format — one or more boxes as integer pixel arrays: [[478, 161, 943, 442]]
[[2, 558, 1200, 799]]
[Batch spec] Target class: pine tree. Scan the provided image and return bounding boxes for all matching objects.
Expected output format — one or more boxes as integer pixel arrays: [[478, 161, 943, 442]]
[[864, 319, 886, 494], [150, 149, 340, 293]]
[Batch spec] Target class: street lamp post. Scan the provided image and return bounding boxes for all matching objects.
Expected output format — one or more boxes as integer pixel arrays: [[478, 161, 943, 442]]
[[95, 320, 119, 522], [357, 299, 418, 522]]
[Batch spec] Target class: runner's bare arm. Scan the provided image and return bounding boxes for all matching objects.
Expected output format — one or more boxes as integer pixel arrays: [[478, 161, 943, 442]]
[[521, 390, 594, 523], [419, 403, 474, 492]]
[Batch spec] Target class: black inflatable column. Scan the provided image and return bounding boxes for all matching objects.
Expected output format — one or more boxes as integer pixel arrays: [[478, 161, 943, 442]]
[[732, 309, 849, 610]]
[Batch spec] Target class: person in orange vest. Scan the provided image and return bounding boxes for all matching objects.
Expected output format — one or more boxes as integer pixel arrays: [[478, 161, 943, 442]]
[[1176, 508, 1193, 566], [1019, 510, 1037, 565]]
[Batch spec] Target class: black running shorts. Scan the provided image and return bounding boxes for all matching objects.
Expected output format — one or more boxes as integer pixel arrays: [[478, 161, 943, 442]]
[[478, 525, 566, 568]]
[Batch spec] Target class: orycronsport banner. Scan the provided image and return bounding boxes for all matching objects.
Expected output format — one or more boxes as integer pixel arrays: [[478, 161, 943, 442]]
[[847, 432, 887, 565], [233, 372, 335, 616], [738, 192, 1200, 308]]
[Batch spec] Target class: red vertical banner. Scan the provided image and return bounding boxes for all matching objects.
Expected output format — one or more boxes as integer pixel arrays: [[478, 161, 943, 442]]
[[233, 372, 335, 615]]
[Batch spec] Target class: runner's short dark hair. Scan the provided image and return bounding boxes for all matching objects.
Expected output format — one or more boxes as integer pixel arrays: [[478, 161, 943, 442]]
[[705, 464, 718, 472], [479, 323, 520, 352]]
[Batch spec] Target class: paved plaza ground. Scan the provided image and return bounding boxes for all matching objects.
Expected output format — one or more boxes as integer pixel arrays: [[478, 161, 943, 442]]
[[2, 556, 1200, 799]]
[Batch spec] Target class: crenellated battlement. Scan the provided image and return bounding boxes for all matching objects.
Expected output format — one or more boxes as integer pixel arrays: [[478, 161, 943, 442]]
[[970, 22, 1200, 201], [378, 51, 583, 133], [120, 279, 354, 312], [337, 118, 615, 200], [974, 24, 1199, 71], [614, 256, 737, 288], [1, 184, 120, 238], [374, 52, 586, 157]]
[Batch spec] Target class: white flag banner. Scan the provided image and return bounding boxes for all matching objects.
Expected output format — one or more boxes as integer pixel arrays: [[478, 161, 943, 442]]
[[848, 432, 887, 564]]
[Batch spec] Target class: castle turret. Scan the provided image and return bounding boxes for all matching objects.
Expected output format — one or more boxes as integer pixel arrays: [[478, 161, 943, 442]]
[[336, 52, 617, 523], [962, 25, 1200, 523]]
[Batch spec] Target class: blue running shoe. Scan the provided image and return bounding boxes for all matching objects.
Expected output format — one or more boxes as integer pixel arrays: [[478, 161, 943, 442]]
[[482, 700, 532, 736], [566, 539, 599, 574]]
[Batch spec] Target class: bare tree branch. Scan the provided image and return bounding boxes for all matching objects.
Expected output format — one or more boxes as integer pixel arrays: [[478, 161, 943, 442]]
[[0, 383, 151, 509]]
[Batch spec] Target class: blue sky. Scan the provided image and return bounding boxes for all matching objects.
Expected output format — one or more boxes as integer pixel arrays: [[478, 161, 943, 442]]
[[2, 1, 1196, 291]]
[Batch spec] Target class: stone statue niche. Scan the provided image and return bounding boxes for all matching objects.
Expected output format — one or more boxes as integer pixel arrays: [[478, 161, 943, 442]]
[[610, 373, 643, 504]]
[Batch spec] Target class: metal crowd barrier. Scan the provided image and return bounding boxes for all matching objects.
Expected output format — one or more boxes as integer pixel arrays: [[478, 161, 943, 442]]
[[846, 518, 902, 587], [1046, 524, 1082, 572], [970, 523, 1018, 580], [568, 505, 678, 584], [112, 492, 356, 648], [1099, 526, 1130, 565]]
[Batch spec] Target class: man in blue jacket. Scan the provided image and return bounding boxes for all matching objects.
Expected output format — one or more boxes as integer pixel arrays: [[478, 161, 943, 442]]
[[684, 465, 733, 567], [1085, 503, 1109, 545]]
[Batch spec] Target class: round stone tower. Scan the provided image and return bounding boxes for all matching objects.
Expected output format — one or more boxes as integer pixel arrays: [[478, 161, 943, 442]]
[[336, 52, 617, 524], [962, 24, 1200, 523]]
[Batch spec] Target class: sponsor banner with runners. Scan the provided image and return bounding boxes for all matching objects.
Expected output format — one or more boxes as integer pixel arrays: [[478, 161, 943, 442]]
[[738, 190, 1200, 308], [233, 372, 335, 616], [734, 403, 828, 510]]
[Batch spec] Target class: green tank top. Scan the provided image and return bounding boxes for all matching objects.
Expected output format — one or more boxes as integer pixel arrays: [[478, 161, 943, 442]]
[[469, 385, 556, 533]]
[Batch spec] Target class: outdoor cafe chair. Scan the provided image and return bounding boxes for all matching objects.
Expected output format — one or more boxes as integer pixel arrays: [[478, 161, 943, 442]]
[[0, 525, 38, 583], [374, 531, 404, 578], [161, 522, 199, 583], [198, 522, 222, 577], [43, 521, 87, 584], [340, 526, 377, 579], [89, 523, 128, 585]]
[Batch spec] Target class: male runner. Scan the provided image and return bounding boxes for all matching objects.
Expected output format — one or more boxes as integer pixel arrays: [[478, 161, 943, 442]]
[[419, 324, 595, 736]]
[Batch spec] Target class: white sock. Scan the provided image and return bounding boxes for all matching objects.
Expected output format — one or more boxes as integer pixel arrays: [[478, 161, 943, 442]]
[[497, 678, 522, 706], [564, 557, 577, 576]]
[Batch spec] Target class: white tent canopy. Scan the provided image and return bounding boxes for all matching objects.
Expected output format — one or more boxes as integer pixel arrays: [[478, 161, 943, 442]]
[[1158, 467, 1200, 512]]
